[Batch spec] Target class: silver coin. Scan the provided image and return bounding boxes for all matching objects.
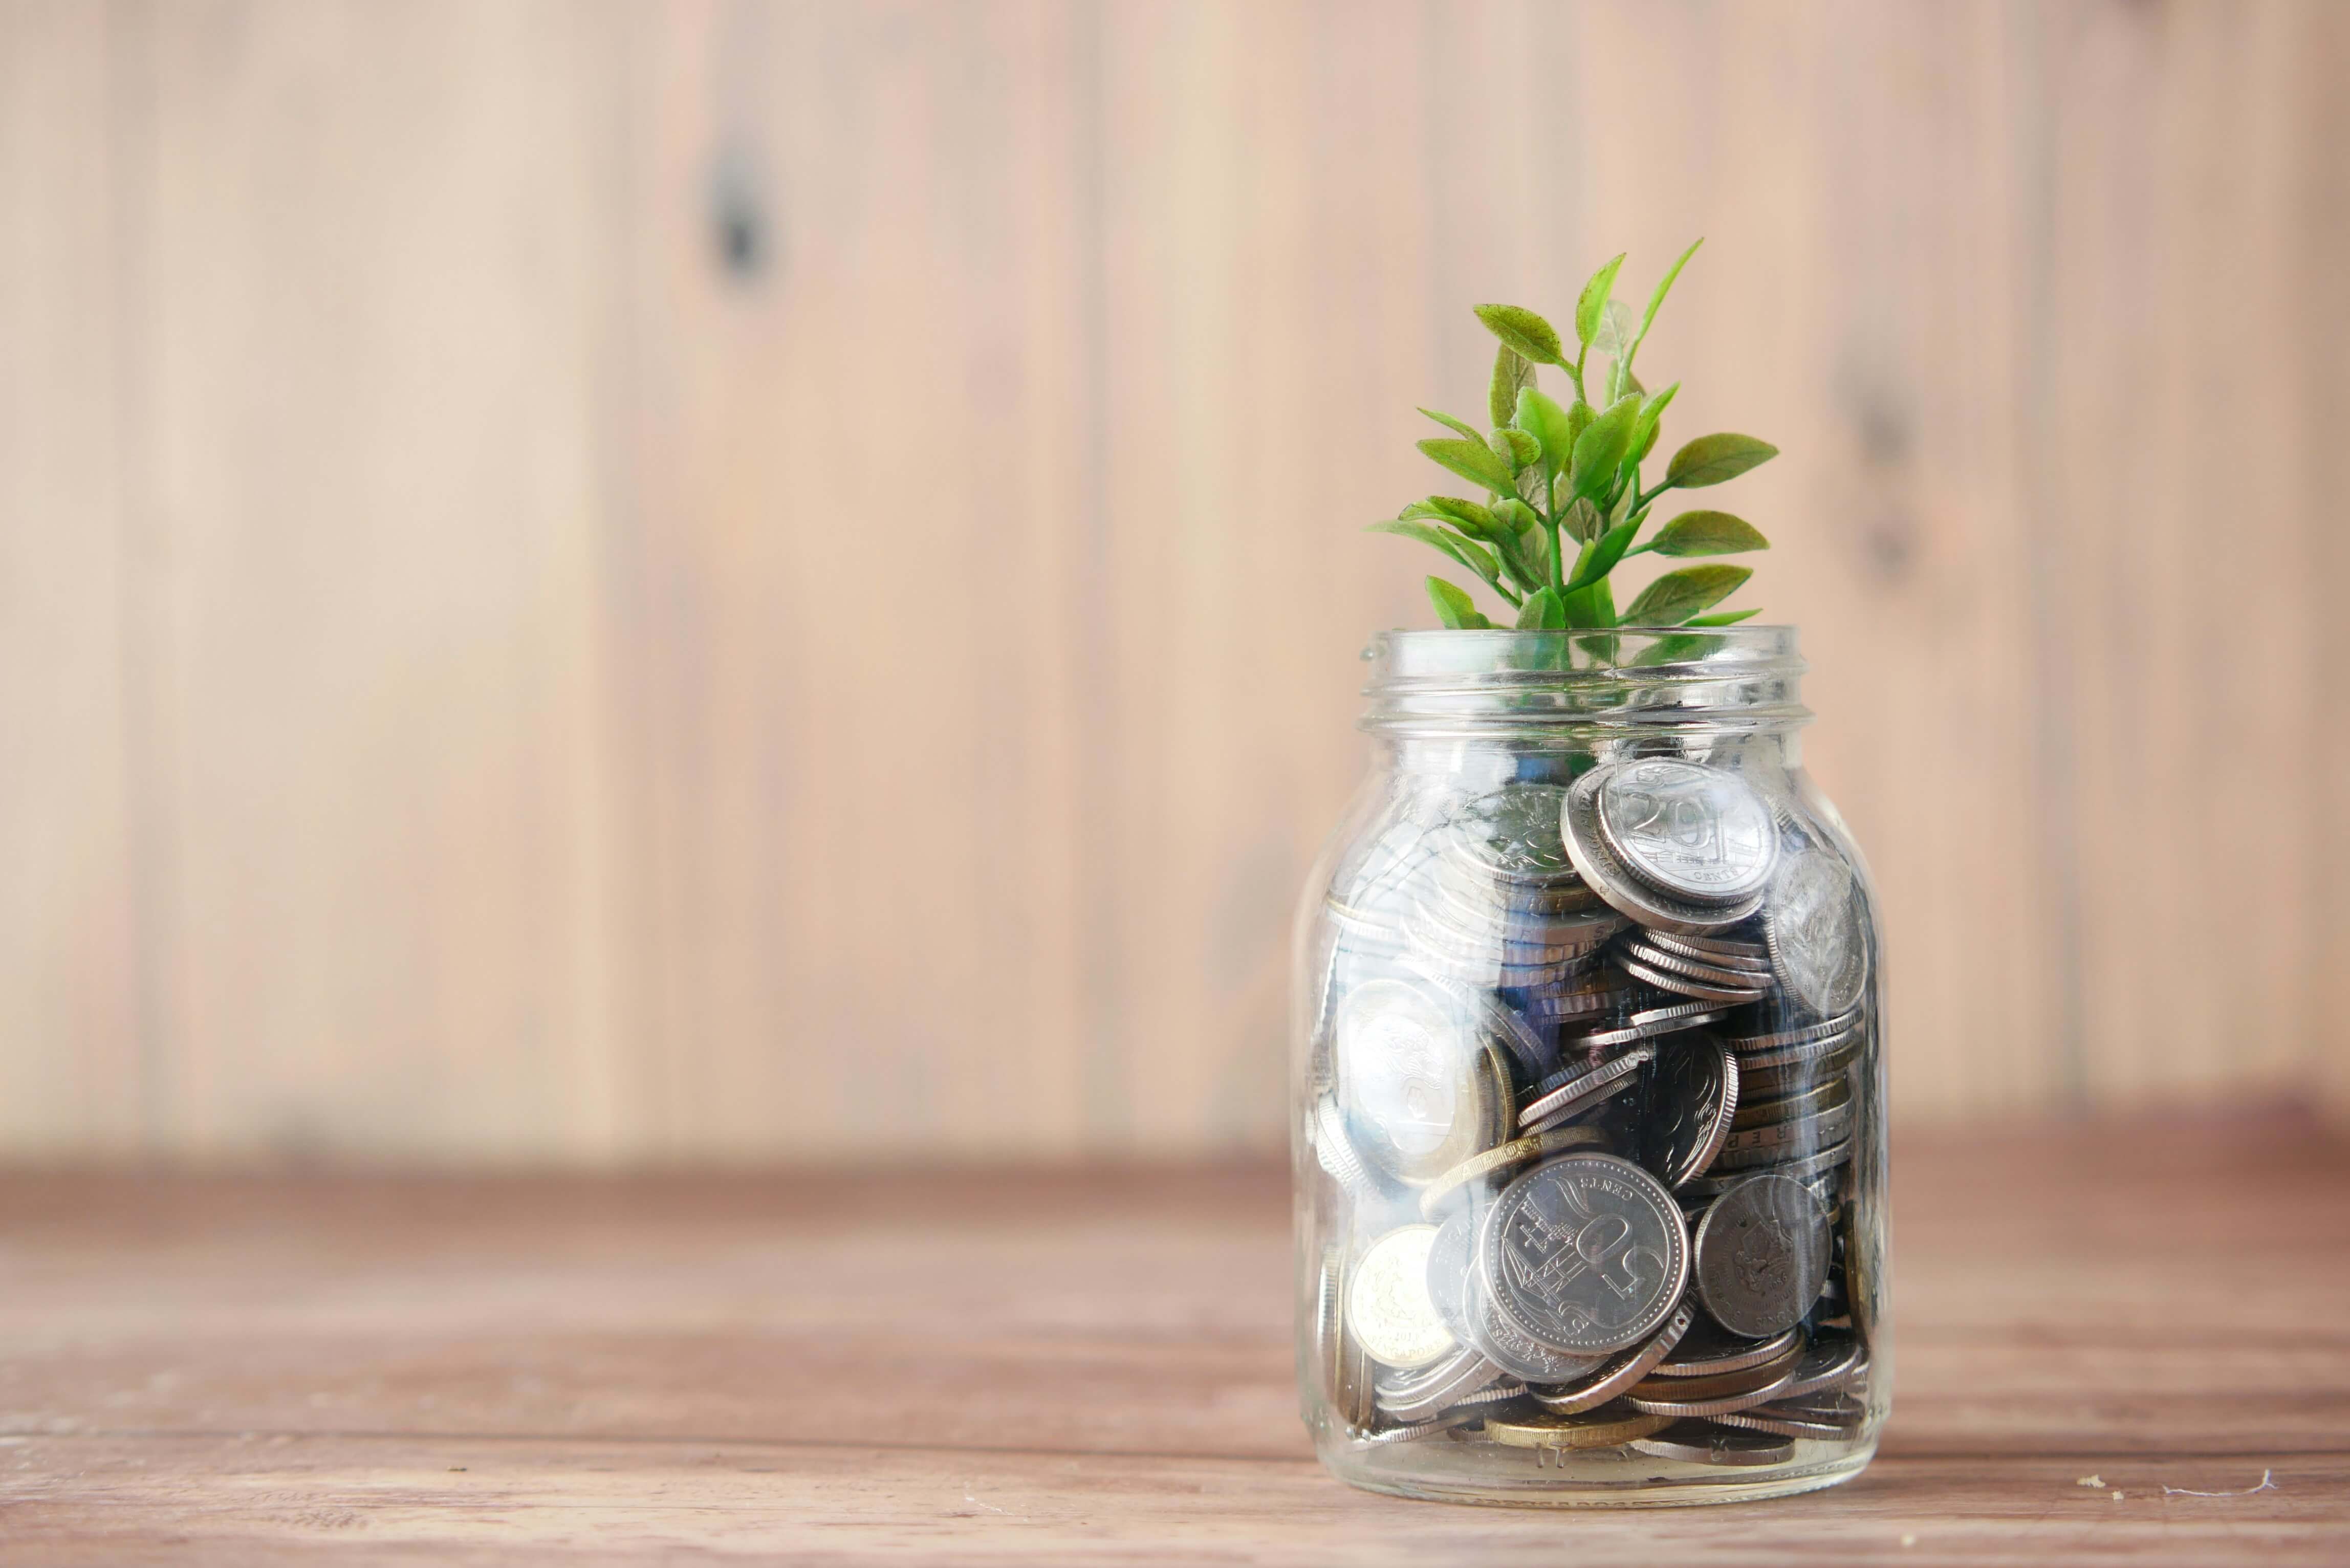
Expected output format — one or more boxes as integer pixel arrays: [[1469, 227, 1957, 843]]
[[1615, 953, 1773, 1005], [1334, 979, 1510, 1184], [1529, 1299, 1696, 1415], [1775, 1333, 1867, 1401], [1621, 937, 1775, 988], [1631, 1421, 1797, 1466], [1317, 1244, 1375, 1430], [1711, 1391, 1866, 1441], [1646, 929, 1772, 968], [1560, 770, 1767, 934], [1733, 1028, 1862, 1087], [1679, 1139, 1854, 1199], [1732, 1075, 1851, 1130], [1691, 1174, 1832, 1339], [1517, 1046, 1656, 1130], [1312, 1096, 1377, 1194], [1639, 1035, 1740, 1188], [1711, 1101, 1854, 1169], [1347, 1225, 1457, 1369], [1622, 1360, 1799, 1417], [1443, 784, 1579, 883], [1594, 759, 1779, 904], [1518, 975, 1641, 1023], [1481, 1153, 1690, 1355], [1423, 1207, 1480, 1343], [1375, 1350, 1509, 1422], [1355, 1408, 1482, 1444], [1764, 846, 1871, 1019], [1571, 1001, 1734, 1050], [1460, 1266, 1611, 1383], [1651, 1323, 1802, 1378], [1723, 1009, 1861, 1054], [1737, 1052, 1858, 1108]]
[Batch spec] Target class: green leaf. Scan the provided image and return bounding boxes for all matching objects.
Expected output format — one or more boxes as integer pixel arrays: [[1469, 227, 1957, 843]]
[[1514, 386, 1576, 477], [1419, 407, 1485, 443], [1664, 432, 1779, 489], [1649, 510, 1771, 557], [1562, 497, 1604, 545], [1487, 497, 1539, 536], [1489, 345, 1537, 429], [1411, 496, 1497, 537], [1366, 519, 1501, 587], [1565, 516, 1642, 592], [1621, 564, 1753, 625], [1574, 253, 1625, 347], [1687, 607, 1761, 626], [1427, 575, 1491, 629], [1491, 427, 1541, 469], [1629, 382, 1680, 466], [1473, 303, 1565, 367], [1516, 586, 1566, 630], [1569, 394, 1643, 503], [1627, 237, 1702, 368], [1591, 298, 1638, 358], [1419, 436, 1515, 493]]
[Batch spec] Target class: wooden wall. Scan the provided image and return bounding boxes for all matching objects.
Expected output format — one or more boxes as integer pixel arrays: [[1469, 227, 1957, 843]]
[[4, 0, 2345, 1165]]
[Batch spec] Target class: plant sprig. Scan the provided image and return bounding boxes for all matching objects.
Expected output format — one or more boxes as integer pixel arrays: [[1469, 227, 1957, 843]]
[[1369, 241, 1778, 633]]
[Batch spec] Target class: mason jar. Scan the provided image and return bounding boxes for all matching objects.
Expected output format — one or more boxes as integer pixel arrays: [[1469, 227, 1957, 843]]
[[1293, 627, 1887, 1506]]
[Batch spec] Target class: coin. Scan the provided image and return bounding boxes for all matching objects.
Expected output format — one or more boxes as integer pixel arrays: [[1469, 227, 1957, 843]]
[[1623, 1358, 1798, 1417], [1517, 1046, 1656, 1131], [1631, 1421, 1796, 1466], [1355, 1408, 1482, 1444], [1561, 769, 1768, 934], [1764, 846, 1871, 1019], [1519, 973, 1641, 1023], [1312, 1096, 1377, 1194], [1572, 1001, 1736, 1050], [1444, 783, 1578, 882], [1652, 1324, 1802, 1378], [1619, 939, 1777, 993], [1679, 1139, 1853, 1199], [1529, 1300, 1696, 1415], [1638, 1035, 1740, 1188], [1616, 952, 1773, 1005], [1723, 1010, 1860, 1054], [1375, 1347, 1508, 1422], [1421, 1124, 1614, 1219], [1731, 1075, 1852, 1131], [1710, 1391, 1866, 1441], [1479, 1407, 1674, 1451], [1318, 1245, 1374, 1430], [1335, 979, 1510, 1184], [1422, 1207, 1480, 1342], [1711, 1101, 1854, 1169], [1735, 1034, 1861, 1100], [1347, 1226, 1457, 1369], [1593, 759, 1779, 904], [1481, 1153, 1690, 1355], [1645, 929, 1773, 971], [1628, 1342, 1799, 1400], [1461, 1267, 1611, 1383], [1691, 1173, 1833, 1339], [1775, 1332, 1866, 1401]]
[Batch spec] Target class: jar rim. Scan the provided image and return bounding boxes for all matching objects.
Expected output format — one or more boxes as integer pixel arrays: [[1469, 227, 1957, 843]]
[[1359, 626, 1810, 737]]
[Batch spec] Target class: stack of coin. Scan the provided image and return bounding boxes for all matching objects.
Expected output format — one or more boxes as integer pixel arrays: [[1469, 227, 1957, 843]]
[[1307, 761, 1877, 1463]]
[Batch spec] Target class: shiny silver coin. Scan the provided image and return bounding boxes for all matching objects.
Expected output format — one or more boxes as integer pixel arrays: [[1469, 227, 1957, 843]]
[[1622, 1361, 1799, 1417], [1312, 1096, 1378, 1195], [1571, 1001, 1735, 1050], [1561, 771, 1767, 935], [1723, 1009, 1861, 1054], [1334, 979, 1511, 1184], [1355, 1408, 1482, 1444], [1736, 1055, 1859, 1109], [1460, 1264, 1611, 1384], [1646, 929, 1772, 969], [1651, 1323, 1801, 1378], [1732, 1075, 1851, 1131], [1519, 974, 1642, 1022], [1733, 1030, 1862, 1093], [1711, 1101, 1855, 1170], [1639, 1035, 1740, 1188], [1615, 953, 1774, 1005], [1517, 1046, 1656, 1131], [1481, 1153, 1690, 1355], [1679, 1139, 1854, 1199], [1593, 759, 1780, 905], [1442, 783, 1579, 883], [1775, 1333, 1867, 1401], [1620, 937, 1775, 988], [1764, 846, 1872, 1019], [1529, 1300, 1696, 1415], [1374, 1346, 1505, 1422], [1631, 1421, 1797, 1466], [1711, 1391, 1866, 1441], [1692, 1173, 1833, 1339], [1422, 1208, 1481, 1343]]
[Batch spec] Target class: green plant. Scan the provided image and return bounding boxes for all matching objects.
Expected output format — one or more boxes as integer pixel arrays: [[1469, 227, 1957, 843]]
[[1370, 241, 1777, 631]]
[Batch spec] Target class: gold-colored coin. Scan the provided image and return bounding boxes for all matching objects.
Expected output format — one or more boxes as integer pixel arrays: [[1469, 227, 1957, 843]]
[[1478, 1406, 1673, 1451], [1417, 1123, 1612, 1220]]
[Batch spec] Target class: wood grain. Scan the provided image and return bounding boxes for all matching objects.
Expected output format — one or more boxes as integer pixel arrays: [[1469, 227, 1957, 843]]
[[0, 1116, 2344, 1561], [2, 1, 2347, 1162]]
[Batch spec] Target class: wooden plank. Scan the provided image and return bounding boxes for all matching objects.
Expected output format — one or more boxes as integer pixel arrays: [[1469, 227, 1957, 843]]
[[0, 5, 143, 1152], [0, 1438, 2340, 1566], [618, 0, 1095, 1160], [124, 1, 639, 1161]]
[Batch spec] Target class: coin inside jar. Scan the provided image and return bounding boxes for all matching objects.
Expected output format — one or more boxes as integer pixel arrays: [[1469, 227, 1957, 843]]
[[1692, 1173, 1833, 1338], [1478, 1407, 1673, 1451], [1763, 845, 1871, 1019], [1561, 769, 1767, 934], [1637, 1035, 1740, 1188], [1346, 1226, 1457, 1370], [1479, 1152, 1690, 1355], [1529, 1299, 1696, 1415], [1594, 759, 1780, 904], [1334, 979, 1509, 1184], [1631, 1421, 1797, 1467]]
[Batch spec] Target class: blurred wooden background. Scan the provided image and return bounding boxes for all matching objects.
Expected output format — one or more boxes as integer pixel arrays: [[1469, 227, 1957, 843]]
[[3, 0, 2345, 1166]]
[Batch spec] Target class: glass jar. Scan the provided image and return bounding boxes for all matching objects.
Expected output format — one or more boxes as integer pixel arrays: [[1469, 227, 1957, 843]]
[[1293, 627, 1886, 1507]]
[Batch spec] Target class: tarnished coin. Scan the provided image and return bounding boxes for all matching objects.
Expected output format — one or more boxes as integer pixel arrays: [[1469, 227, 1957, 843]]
[[1479, 1406, 1674, 1451], [1653, 1323, 1802, 1378], [1731, 1075, 1852, 1131], [1481, 1153, 1690, 1355], [1775, 1332, 1867, 1401], [1561, 769, 1768, 934], [1680, 1139, 1853, 1199], [1517, 1047, 1656, 1131], [1711, 1391, 1866, 1441], [1692, 1173, 1833, 1339], [1346, 1226, 1457, 1369], [1594, 759, 1780, 904], [1711, 1101, 1854, 1170], [1631, 1421, 1797, 1466], [1530, 1300, 1696, 1415], [1615, 953, 1773, 1005], [1421, 1124, 1614, 1219], [1638, 1035, 1740, 1188], [1572, 1001, 1735, 1050], [1335, 979, 1509, 1184], [1764, 846, 1871, 1019]]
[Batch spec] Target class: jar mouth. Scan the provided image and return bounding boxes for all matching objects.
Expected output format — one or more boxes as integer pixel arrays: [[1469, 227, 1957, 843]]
[[1360, 627, 1810, 738]]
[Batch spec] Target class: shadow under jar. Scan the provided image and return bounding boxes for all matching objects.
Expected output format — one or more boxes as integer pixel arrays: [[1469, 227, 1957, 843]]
[[1294, 627, 1887, 1507]]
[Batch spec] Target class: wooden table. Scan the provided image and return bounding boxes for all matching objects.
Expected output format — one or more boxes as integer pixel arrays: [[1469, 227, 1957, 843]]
[[2, 1115, 2343, 1563]]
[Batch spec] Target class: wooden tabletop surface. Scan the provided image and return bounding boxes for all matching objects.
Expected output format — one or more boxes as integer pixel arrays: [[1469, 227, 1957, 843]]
[[1, 1113, 2344, 1563]]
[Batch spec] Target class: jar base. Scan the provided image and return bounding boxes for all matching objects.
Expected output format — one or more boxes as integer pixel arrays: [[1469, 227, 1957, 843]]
[[1318, 1436, 1877, 1509]]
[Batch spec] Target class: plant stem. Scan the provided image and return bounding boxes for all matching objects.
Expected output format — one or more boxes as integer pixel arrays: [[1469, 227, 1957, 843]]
[[1546, 518, 1565, 595]]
